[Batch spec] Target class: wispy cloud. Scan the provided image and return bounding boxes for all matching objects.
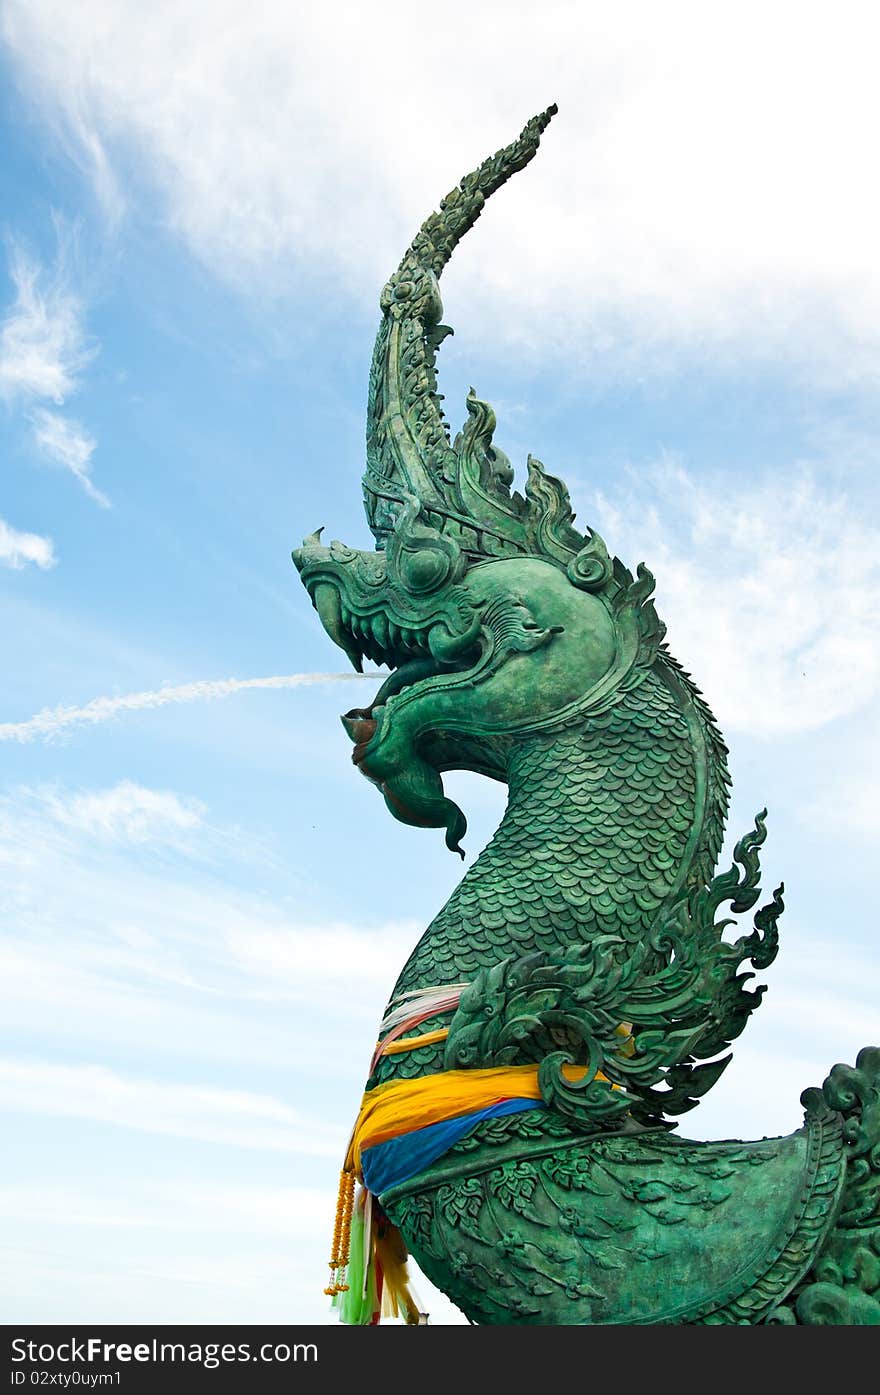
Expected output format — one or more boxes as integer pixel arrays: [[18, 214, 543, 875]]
[[0, 1059, 344, 1156], [0, 1180, 335, 1240], [0, 516, 55, 569], [29, 406, 107, 507], [0, 231, 105, 505], [0, 780, 418, 1071], [0, 1182, 456, 1323], [222, 919, 422, 1003], [7, 3, 880, 382], [0, 769, 869, 1323], [591, 459, 880, 737], [43, 780, 205, 843], [0, 238, 93, 402], [0, 670, 373, 742]]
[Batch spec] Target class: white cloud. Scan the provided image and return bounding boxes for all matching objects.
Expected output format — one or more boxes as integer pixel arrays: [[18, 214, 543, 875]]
[[0, 232, 105, 505], [0, 1180, 335, 1239], [0, 1181, 466, 1323], [6, 2, 880, 381], [0, 773, 424, 1318], [0, 239, 92, 402], [223, 920, 421, 1000], [591, 459, 880, 737], [0, 516, 55, 569], [0, 761, 872, 1323], [44, 779, 205, 843], [30, 406, 108, 507], [0, 1188, 463, 1323], [0, 669, 374, 742], [0, 1058, 344, 1156], [0, 781, 418, 1071]]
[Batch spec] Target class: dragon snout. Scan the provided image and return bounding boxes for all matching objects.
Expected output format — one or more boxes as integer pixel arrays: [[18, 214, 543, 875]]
[[291, 527, 325, 573]]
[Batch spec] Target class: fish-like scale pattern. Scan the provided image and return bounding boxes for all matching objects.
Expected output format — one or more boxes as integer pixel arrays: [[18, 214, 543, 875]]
[[372, 664, 716, 1085]]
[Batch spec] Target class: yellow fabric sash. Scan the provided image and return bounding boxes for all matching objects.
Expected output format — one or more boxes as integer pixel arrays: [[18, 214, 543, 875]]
[[344, 1061, 601, 1176]]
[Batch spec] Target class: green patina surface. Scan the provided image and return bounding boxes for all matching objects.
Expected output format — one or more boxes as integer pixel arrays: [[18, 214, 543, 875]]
[[293, 107, 880, 1324]]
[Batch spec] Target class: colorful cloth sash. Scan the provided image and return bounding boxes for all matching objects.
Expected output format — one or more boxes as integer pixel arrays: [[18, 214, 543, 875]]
[[369, 983, 466, 1072], [348, 1061, 594, 1191], [325, 981, 629, 1324], [328, 1061, 601, 1324], [360, 1097, 540, 1194]]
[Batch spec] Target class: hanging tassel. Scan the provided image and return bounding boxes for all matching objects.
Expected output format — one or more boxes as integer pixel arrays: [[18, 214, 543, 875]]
[[334, 1190, 379, 1324], [324, 1168, 356, 1298], [329, 1186, 425, 1325], [374, 1210, 423, 1324]]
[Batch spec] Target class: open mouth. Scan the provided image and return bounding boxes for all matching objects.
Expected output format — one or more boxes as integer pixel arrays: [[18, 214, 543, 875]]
[[306, 580, 477, 757], [341, 655, 447, 758]]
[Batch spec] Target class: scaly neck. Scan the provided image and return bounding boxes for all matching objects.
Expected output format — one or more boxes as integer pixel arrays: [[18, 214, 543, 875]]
[[375, 664, 726, 1083]]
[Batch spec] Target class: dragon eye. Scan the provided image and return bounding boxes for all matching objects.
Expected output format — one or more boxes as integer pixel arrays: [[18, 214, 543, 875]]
[[402, 548, 450, 594], [386, 495, 465, 595]]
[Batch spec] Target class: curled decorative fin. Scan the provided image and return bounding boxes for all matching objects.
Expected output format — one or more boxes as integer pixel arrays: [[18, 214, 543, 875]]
[[442, 812, 786, 1130], [523, 456, 585, 565], [567, 533, 613, 592]]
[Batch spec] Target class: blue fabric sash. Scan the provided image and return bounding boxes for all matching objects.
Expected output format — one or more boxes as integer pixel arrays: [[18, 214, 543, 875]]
[[360, 1096, 543, 1194]]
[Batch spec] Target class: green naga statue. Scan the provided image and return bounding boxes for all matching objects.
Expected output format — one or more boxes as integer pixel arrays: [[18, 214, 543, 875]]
[[293, 107, 880, 1325]]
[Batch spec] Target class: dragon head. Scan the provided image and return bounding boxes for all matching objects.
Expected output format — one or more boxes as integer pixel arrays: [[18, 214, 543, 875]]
[[293, 109, 663, 853]]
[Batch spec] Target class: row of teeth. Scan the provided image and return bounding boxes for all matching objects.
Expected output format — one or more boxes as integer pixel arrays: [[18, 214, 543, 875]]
[[339, 602, 429, 664]]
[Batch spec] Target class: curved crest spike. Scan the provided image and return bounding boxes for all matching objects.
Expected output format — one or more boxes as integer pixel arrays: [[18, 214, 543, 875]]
[[363, 105, 598, 577]]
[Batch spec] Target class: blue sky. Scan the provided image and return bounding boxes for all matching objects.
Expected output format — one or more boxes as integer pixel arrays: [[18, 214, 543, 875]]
[[1, 2, 879, 1324]]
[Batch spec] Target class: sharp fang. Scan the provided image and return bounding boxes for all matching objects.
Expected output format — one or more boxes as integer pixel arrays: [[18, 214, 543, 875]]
[[311, 582, 361, 671]]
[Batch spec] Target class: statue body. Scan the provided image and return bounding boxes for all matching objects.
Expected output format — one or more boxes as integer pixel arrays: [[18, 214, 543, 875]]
[[294, 109, 880, 1324]]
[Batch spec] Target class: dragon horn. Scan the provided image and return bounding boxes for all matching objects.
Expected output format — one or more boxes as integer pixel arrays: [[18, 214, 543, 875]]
[[406, 103, 558, 281], [364, 106, 558, 548]]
